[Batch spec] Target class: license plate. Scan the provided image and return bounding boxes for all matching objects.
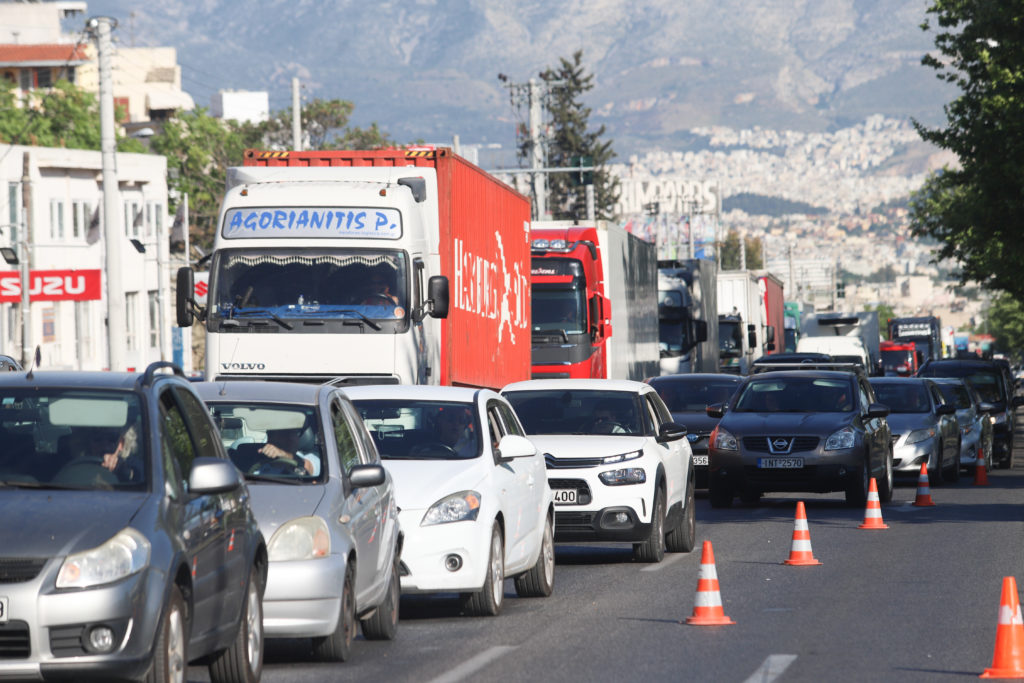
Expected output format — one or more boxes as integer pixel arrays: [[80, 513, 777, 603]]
[[691, 455, 709, 466], [758, 457, 803, 469], [0, 597, 7, 623], [552, 489, 578, 505]]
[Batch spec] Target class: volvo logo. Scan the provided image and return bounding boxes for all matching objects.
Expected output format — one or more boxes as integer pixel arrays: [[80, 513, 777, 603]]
[[221, 362, 266, 371], [767, 437, 794, 454]]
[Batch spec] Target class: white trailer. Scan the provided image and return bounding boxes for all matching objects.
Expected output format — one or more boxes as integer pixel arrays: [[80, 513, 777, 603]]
[[717, 270, 764, 375]]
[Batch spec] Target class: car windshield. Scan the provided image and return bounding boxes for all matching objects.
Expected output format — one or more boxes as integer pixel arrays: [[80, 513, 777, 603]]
[[352, 400, 480, 460], [918, 365, 1007, 405], [206, 402, 323, 481], [734, 377, 855, 413], [935, 383, 972, 410], [0, 389, 146, 490], [870, 382, 931, 414], [503, 390, 643, 435], [649, 379, 738, 412]]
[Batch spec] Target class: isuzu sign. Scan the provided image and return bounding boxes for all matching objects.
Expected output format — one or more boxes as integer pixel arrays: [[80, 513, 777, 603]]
[[0, 270, 102, 303]]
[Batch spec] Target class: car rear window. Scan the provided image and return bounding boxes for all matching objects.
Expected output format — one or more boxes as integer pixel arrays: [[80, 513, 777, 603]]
[[870, 382, 931, 413], [735, 377, 855, 413], [649, 379, 738, 412]]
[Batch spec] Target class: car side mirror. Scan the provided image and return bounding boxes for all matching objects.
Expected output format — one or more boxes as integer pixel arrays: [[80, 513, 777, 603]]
[[495, 434, 536, 460], [978, 401, 997, 414], [189, 457, 242, 494], [866, 403, 890, 419], [657, 421, 687, 443], [350, 464, 386, 488], [705, 403, 725, 419], [936, 404, 956, 416]]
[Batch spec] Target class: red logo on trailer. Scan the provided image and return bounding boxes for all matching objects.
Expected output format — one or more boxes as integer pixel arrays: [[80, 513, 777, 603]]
[[0, 270, 102, 303]]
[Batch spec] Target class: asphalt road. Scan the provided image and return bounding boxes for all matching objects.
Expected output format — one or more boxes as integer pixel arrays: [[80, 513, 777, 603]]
[[189, 419, 1024, 683]]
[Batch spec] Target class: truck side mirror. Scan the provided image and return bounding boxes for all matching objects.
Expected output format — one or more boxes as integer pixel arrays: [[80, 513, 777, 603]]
[[589, 295, 600, 336], [427, 276, 449, 318], [176, 267, 195, 327], [765, 325, 775, 345], [695, 320, 708, 343], [747, 324, 757, 350]]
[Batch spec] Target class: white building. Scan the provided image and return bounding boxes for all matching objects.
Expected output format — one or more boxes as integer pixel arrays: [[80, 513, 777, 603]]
[[211, 90, 269, 124], [0, 144, 186, 372]]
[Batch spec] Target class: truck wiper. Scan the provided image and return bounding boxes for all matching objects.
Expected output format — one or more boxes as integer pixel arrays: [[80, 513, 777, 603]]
[[232, 309, 294, 330], [336, 310, 382, 331]]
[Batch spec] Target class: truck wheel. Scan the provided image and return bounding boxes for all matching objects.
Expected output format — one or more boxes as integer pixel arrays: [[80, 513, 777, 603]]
[[665, 477, 696, 553], [514, 514, 555, 598], [463, 523, 504, 616], [208, 565, 263, 683], [312, 562, 356, 661], [146, 586, 187, 683], [709, 479, 733, 509], [633, 488, 666, 563], [360, 560, 399, 640]]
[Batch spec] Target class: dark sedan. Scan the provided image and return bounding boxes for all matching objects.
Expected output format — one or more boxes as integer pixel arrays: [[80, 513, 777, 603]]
[[646, 373, 741, 488], [706, 370, 893, 508]]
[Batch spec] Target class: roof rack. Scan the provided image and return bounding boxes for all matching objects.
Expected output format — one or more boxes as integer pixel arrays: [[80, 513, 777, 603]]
[[750, 361, 864, 375]]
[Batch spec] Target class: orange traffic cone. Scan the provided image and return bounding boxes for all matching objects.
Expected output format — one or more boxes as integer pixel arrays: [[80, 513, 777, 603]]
[[974, 446, 991, 487], [783, 501, 822, 566], [913, 463, 936, 507], [858, 477, 889, 529], [981, 576, 1024, 678], [686, 540, 735, 625]]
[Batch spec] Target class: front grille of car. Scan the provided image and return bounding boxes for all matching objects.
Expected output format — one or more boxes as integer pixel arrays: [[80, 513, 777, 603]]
[[545, 454, 605, 469], [742, 436, 820, 453], [548, 478, 593, 505], [555, 511, 595, 532], [0, 621, 30, 659], [0, 558, 47, 583]]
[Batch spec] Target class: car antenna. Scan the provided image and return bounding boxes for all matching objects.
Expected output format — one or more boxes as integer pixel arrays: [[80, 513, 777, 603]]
[[25, 345, 41, 380]]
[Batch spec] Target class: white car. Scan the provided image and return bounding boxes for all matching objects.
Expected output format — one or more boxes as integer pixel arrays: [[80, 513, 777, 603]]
[[346, 385, 555, 616], [502, 379, 695, 562]]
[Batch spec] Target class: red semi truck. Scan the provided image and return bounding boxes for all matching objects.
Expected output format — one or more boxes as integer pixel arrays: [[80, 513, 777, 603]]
[[176, 147, 532, 389], [757, 272, 784, 358]]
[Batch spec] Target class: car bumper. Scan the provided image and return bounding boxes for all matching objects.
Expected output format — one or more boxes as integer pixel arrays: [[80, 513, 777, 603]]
[[0, 565, 165, 682], [959, 431, 982, 466], [892, 437, 937, 474], [546, 460, 657, 542], [395, 509, 494, 594], [689, 440, 709, 488], [709, 447, 863, 494], [261, 555, 346, 638]]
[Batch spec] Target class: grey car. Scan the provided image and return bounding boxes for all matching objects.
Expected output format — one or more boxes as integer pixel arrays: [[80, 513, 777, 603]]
[[869, 377, 961, 482], [932, 377, 994, 472], [196, 381, 402, 662], [0, 362, 266, 683]]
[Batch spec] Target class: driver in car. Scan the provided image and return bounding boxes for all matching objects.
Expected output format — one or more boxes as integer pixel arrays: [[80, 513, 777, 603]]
[[428, 407, 476, 458], [259, 427, 320, 475]]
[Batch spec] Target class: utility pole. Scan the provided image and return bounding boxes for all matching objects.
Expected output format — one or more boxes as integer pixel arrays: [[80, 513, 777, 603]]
[[788, 241, 796, 301], [19, 154, 31, 368], [291, 77, 302, 150], [89, 17, 126, 371], [528, 78, 546, 220]]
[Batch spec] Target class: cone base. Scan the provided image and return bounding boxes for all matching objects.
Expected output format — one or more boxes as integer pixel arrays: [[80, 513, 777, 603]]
[[913, 498, 936, 507], [783, 557, 822, 566], [980, 667, 1024, 678], [686, 614, 736, 625], [858, 522, 889, 529], [973, 481, 990, 487]]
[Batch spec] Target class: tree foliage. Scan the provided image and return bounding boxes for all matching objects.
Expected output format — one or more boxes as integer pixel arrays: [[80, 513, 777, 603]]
[[719, 230, 763, 270], [534, 50, 619, 221], [255, 98, 392, 150], [986, 294, 1024, 358], [864, 303, 897, 339], [910, 1, 1024, 299]]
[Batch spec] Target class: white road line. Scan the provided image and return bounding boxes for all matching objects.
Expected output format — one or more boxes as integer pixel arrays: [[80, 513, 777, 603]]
[[428, 645, 518, 683], [743, 654, 798, 683], [641, 552, 686, 572]]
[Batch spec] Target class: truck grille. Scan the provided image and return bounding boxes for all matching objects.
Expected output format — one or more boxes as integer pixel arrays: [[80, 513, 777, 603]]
[[0, 621, 30, 659], [545, 454, 604, 469], [0, 558, 47, 583], [743, 436, 820, 453]]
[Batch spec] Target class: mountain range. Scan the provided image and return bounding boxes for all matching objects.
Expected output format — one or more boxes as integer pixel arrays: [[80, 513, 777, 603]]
[[83, 0, 956, 164]]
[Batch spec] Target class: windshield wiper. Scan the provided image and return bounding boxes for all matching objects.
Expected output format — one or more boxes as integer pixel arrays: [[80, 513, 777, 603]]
[[0, 479, 94, 490], [337, 310, 382, 331], [245, 473, 306, 485], [231, 309, 294, 330]]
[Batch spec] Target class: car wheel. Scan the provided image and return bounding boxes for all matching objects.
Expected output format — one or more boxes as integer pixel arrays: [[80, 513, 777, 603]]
[[633, 487, 666, 563], [944, 440, 961, 482], [929, 443, 943, 487], [877, 448, 894, 504], [739, 487, 762, 505], [709, 478, 733, 508], [208, 565, 263, 683], [666, 476, 696, 553], [515, 514, 555, 598], [313, 562, 356, 661], [360, 559, 399, 640], [845, 460, 869, 508], [146, 586, 187, 683], [463, 523, 504, 616]]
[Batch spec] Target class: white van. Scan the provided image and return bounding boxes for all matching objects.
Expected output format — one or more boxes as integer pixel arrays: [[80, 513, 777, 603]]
[[796, 336, 870, 371]]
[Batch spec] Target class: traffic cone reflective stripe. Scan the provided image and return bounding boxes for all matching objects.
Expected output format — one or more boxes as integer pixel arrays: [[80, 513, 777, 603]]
[[686, 540, 735, 625], [913, 463, 936, 507], [858, 477, 888, 529], [981, 576, 1024, 678], [784, 501, 821, 566], [974, 446, 990, 486]]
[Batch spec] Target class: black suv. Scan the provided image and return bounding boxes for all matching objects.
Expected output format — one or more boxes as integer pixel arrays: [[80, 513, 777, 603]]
[[917, 359, 1024, 468]]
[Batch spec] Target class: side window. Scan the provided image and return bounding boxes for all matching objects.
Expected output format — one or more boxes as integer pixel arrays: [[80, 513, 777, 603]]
[[486, 402, 505, 454], [160, 390, 196, 491], [332, 401, 360, 475], [172, 387, 220, 459], [495, 402, 525, 438], [642, 394, 661, 435], [341, 398, 377, 465], [858, 382, 871, 412], [648, 392, 673, 424]]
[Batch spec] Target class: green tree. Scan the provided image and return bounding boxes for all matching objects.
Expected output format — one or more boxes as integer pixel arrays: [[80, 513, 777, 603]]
[[719, 230, 762, 270], [257, 98, 391, 150], [865, 303, 897, 339], [986, 294, 1024, 357], [910, 2, 1024, 298], [536, 50, 619, 220]]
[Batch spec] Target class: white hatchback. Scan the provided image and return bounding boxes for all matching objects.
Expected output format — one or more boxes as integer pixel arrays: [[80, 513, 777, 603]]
[[346, 385, 555, 616], [502, 379, 695, 562]]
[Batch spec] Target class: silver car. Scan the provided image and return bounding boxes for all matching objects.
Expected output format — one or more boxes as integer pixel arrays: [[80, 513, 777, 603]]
[[0, 362, 266, 682], [869, 377, 961, 482], [196, 381, 402, 662], [932, 377, 994, 472]]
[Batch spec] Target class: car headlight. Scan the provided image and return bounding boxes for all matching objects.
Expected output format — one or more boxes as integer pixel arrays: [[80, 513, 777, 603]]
[[421, 491, 481, 526], [602, 449, 643, 464], [905, 427, 937, 445], [993, 412, 1007, 425], [824, 426, 856, 451], [598, 468, 647, 486], [56, 528, 150, 589], [711, 426, 738, 451], [268, 516, 330, 561]]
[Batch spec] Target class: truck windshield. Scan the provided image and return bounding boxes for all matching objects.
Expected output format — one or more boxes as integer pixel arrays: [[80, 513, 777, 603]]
[[719, 321, 742, 357], [659, 290, 691, 356], [532, 287, 587, 334], [881, 349, 915, 375], [209, 248, 408, 323]]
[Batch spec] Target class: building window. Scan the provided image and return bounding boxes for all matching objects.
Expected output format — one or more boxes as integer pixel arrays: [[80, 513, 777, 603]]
[[125, 292, 138, 351], [36, 68, 52, 89], [148, 290, 158, 348], [49, 199, 65, 240], [124, 199, 142, 238], [18, 69, 31, 91], [146, 201, 163, 239], [71, 200, 92, 240]]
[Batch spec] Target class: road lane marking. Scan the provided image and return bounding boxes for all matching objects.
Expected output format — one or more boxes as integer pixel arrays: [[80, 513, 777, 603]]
[[428, 645, 518, 683], [641, 552, 686, 572], [743, 654, 797, 683]]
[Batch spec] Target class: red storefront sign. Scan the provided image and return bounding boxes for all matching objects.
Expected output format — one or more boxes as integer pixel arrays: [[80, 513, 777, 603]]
[[0, 270, 103, 303]]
